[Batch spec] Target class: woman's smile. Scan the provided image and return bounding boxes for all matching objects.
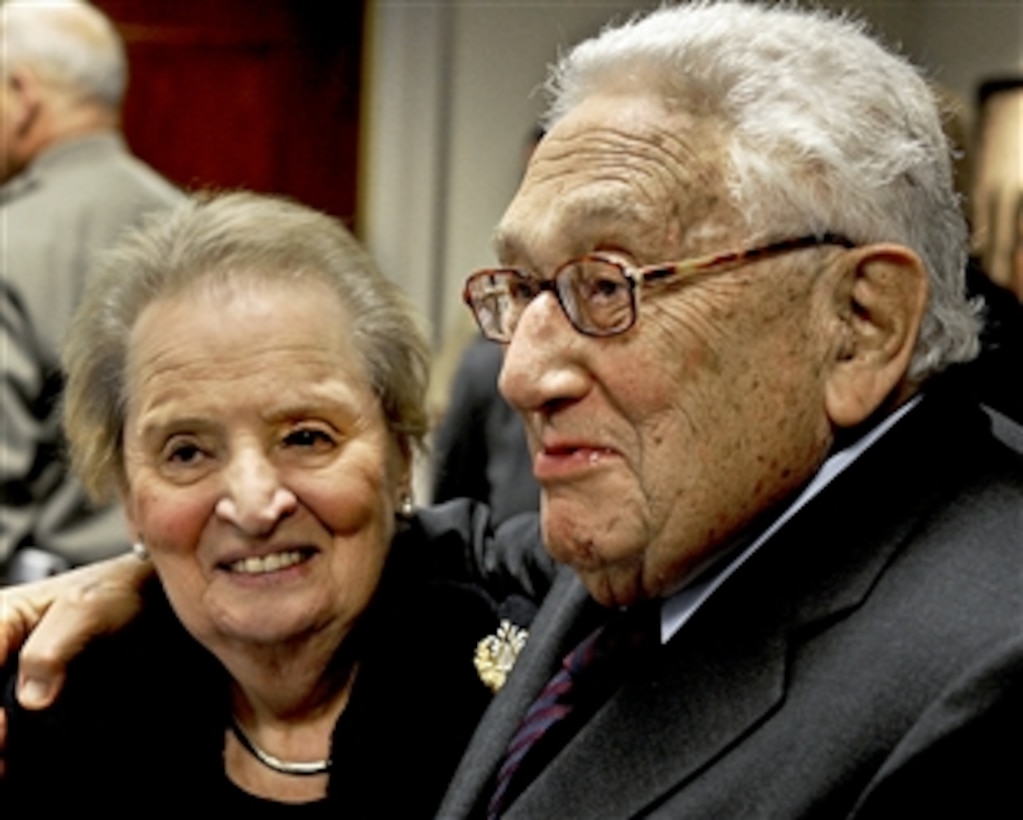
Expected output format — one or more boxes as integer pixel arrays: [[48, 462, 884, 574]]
[[121, 278, 405, 653]]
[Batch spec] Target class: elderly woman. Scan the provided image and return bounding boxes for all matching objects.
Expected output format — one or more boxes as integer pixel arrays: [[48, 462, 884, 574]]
[[0, 191, 542, 814]]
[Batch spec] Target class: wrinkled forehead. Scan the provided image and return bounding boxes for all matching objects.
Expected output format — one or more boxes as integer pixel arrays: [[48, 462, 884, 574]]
[[495, 93, 739, 267]]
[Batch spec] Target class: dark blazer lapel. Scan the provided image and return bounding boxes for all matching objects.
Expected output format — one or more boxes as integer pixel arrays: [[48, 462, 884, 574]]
[[508, 470, 924, 818], [440, 568, 598, 817], [781, 389, 994, 629], [506, 560, 790, 819]]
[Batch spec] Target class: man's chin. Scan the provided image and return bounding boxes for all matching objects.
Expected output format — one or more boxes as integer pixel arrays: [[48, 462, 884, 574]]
[[577, 565, 647, 609], [541, 515, 651, 606]]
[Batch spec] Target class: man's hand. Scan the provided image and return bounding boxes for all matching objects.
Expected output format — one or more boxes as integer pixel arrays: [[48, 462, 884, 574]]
[[1, 552, 153, 704], [0, 552, 154, 774]]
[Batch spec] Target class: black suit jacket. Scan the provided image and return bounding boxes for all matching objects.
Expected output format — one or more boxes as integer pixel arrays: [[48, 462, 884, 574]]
[[440, 389, 1023, 818]]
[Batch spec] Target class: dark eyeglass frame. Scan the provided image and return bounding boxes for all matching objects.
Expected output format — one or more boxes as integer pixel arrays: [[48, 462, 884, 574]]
[[463, 233, 856, 343]]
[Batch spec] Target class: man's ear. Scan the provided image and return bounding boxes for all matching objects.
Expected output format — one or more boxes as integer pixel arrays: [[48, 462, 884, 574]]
[[7, 66, 43, 136], [823, 243, 929, 428]]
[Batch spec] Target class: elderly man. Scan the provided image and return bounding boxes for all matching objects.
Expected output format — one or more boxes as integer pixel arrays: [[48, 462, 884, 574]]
[[0, 0, 184, 579], [0, 1, 1021, 815], [447, 2, 1022, 816]]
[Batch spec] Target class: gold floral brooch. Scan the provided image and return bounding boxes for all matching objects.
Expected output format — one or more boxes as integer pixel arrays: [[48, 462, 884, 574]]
[[474, 619, 529, 693]]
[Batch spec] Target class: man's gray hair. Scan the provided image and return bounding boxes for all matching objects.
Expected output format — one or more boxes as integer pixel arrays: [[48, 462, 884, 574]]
[[1, 0, 127, 110], [543, 0, 980, 380]]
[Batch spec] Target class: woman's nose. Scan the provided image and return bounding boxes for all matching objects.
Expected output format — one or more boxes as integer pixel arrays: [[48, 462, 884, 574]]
[[215, 448, 297, 535]]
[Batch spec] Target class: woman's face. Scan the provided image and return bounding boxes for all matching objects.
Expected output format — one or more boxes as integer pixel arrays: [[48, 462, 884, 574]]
[[120, 276, 409, 655]]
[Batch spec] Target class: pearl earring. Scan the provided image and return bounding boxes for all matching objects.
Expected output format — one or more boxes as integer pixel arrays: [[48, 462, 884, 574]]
[[132, 541, 150, 560], [398, 493, 414, 518]]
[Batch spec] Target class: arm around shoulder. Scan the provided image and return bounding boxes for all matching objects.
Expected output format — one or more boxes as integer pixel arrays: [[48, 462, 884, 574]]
[[0, 551, 155, 708], [408, 500, 555, 603]]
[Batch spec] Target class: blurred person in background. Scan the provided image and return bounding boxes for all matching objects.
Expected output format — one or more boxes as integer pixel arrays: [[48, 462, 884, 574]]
[[966, 77, 1023, 424], [430, 127, 545, 523], [938, 78, 1023, 423], [0, 0, 184, 581], [971, 77, 1023, 301], [430, 333, 539, 525]]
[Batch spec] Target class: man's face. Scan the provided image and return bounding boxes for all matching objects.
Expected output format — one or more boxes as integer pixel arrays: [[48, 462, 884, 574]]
[[0, 64, 33, 184], [495, 92, 840, 606], [0, 71, 21, 183]]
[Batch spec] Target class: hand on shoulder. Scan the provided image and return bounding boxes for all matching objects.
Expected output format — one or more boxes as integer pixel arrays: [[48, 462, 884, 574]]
[[1, 551, 153, 708]]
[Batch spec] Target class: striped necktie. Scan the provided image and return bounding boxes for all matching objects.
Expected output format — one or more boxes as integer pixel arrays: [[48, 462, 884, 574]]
[[486, 603, 658, 818]]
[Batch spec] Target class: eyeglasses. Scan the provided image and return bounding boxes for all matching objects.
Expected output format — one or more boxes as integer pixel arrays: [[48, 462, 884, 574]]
[[463, 233, 855, 343]]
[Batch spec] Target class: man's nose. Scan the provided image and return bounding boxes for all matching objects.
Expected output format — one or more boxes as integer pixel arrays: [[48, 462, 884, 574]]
[[214, 447, 297, 535], [498, 292, 588, 414]]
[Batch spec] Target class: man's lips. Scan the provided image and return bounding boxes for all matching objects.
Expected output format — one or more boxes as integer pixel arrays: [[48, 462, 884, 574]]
[[533, 442, 618, 481]]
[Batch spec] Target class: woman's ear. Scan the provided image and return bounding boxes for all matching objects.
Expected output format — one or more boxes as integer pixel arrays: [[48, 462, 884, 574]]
[[119, 490, 139, 544], [823, 244, 929, 428], [115, 470, 142, 540], [393, 433, 415, 506]]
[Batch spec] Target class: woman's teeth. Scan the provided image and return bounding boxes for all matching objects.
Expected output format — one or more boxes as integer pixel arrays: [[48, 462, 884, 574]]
[[229, 550, 305, 575]]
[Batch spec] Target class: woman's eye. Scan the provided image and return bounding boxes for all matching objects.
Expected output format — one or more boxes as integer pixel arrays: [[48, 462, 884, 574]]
[[166, 441, 204, 464], [284, 428, 336, 450], [158, 439, 213, 481]]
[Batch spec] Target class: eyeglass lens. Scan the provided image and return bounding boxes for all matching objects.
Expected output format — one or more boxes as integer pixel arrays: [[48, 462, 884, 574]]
[[558, 258, 635, 336], [466, 258, 635, 341]]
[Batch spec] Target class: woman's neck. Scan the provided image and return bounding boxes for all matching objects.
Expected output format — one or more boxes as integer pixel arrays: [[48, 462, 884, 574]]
[[213, 611, 362, 711], [216, 623, 365, 802]]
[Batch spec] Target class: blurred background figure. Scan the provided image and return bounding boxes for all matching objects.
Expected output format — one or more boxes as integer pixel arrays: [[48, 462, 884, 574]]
[[429, 126, 545, 522], [0, 0, 184, 583], [0, 282, 60, 583], [941, 76, 1023, 424], [934, 79, 1023, 425], [971, 77, 1023, 300], [430, 333, 539, 524]]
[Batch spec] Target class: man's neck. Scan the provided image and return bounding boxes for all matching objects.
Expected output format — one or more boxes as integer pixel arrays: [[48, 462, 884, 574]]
[[27, 98, 120, 162]]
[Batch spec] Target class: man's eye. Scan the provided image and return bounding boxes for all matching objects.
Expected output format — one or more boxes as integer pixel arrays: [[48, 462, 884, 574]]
[[508, 276, 540, 302], [573, 276, 629, 316], [587, 275, 627, 300]]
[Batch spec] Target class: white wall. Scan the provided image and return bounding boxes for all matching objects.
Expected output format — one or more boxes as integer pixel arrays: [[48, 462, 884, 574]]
[[362, 0, 655, 355], [362, 0, 1023, 354]]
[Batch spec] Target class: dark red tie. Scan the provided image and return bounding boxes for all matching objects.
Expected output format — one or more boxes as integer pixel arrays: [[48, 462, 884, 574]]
[[486, 604, 657, 818]]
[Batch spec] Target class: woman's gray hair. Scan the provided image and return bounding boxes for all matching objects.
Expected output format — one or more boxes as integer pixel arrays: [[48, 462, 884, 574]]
[[543, 0, 980, 380], [63, 191, 431, 501], [1, 0, 127, 110]]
